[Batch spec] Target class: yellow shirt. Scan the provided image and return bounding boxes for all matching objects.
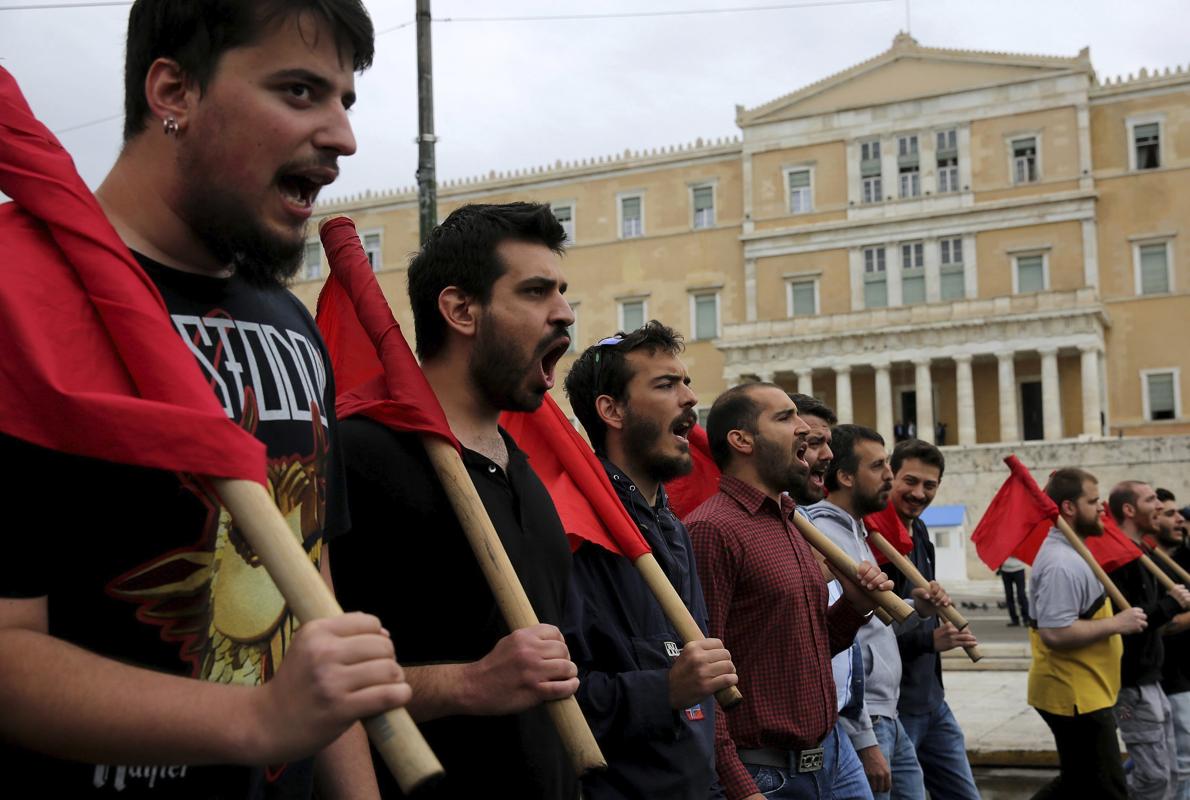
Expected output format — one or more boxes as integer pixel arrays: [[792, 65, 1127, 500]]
[[1028, 595, 1122, 715]]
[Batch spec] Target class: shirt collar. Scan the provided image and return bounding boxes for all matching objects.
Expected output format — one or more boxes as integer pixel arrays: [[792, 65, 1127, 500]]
[[600, 456, 670, 513], [719, 474, 796, 518]]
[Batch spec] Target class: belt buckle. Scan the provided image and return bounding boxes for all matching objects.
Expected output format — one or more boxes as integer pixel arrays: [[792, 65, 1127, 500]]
[[797, 746, 824, 773]]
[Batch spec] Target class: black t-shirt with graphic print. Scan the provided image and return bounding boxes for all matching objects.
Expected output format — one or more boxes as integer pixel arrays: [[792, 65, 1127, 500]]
[[0, 254, 347, 798]]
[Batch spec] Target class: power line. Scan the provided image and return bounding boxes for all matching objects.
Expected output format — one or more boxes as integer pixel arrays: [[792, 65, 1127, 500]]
[[0, 1, 129, 9], [53, 112, 122, 135], [439, 0, 894, 24]]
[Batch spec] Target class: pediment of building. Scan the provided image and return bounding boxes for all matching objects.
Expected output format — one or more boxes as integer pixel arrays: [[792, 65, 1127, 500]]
[[738, 34, 1090, 126]]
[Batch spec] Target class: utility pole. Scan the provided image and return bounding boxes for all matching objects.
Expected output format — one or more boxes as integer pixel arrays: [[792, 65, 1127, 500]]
[[416, 0, 437, 245]]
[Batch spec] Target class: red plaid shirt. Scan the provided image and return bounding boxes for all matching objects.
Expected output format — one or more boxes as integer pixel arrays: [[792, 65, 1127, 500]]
[[686, 475, 868, 800]]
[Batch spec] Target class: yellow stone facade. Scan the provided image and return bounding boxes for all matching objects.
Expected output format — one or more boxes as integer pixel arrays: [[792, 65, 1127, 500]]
[[295, 33, 1190, 450]]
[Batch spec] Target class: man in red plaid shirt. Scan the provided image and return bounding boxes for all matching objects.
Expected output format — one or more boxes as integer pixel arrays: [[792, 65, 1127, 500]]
[[687, 383, 893, 800]]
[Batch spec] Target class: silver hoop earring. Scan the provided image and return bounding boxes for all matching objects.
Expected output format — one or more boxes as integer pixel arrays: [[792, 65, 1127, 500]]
[[163, 116, 179, 136]]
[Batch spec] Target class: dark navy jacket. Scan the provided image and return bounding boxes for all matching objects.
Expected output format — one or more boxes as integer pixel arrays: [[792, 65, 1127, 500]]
[[887, 518, 945, 716], [562, 459, 723, 800]]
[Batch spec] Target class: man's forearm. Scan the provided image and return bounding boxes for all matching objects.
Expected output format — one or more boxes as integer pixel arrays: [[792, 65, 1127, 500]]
[[1038, 618, 1117, 650], [314, 723, 380, 800], [404, 663, 472, 722], [0, 627, 265, 765]]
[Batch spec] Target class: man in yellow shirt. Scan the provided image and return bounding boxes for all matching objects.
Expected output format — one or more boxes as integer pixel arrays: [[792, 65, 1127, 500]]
[[1028, 468, 1149, 799]]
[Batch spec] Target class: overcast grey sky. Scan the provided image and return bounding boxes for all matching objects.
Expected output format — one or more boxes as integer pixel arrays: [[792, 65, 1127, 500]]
[[2, 0, 1187, 204]]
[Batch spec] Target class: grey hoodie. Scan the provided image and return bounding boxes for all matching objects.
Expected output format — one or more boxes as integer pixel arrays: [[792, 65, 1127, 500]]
[[807, 499, 919, 751]]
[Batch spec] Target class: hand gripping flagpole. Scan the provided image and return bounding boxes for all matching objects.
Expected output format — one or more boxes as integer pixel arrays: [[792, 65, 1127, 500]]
[[790, 514, 915, 623], [213, 480, 444, 792], [318, 218, 606, 776], [866, 531, 982, 662]]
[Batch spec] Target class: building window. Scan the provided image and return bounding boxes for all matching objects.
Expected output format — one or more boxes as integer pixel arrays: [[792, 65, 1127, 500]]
[[1015, 253, 1047, 294], [691, 292, 719, 340], [691, 185, 715, 229], [898, 135, 920, 198], [936, 129, 959, 194], [787, 168, 813, 213], [619, 298, 646, 332], [303, 241, 321, 281], [1011, 137, 1039, 184], [619, 194, 644, 239], [787, 279, 818, 317], [1136, 241, 1172, 295], [566, 302, 579, 353], [901, 242, 925, 304], [552, 203, 575, 243], [863, 247, 887, 308], [361, 231, 382, 271], [860, 140, 882, 204], [940, 237, 965, 300], [1134, 122, 1161, 170], [1144, 370, 1179, 421]]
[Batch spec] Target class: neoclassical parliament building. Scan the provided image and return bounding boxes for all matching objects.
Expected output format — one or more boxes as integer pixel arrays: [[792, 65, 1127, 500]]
[[295, 35, 1190, 579]]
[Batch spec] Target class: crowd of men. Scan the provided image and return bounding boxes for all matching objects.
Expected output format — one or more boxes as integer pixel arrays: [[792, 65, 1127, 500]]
[[2, 2, 1189, 799]]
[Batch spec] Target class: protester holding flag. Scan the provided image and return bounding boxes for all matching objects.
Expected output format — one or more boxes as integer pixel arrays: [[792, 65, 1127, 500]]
[[1028, 469, 1143, 799], [807, 426, 940, 800], [329, 203, 581, 799], [687, 383, 893, 800], [1107, 481, 1190, 800], [0, 3, 420, 797], [560, 321, 736, 799], [881, 440, 980, 800], [786, 396, 875, 800], [1152, 489, 1190, 800]]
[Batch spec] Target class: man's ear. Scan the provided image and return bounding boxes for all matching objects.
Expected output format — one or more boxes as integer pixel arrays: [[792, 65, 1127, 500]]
[[595, 394, 625, 433], [438, 287, 477, 340], [727, 428, 753, 457], [837, 469, 856, 491], [143, 58, 199, 133]]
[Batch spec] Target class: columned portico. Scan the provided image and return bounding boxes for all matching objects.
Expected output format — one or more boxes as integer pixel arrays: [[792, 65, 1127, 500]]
[[718, 288, 1109, 446]]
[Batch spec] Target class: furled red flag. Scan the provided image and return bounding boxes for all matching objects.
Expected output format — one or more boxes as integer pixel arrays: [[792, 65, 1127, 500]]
[[1086, 505, 1143, 572], [864, 502, 914, 564], [500, 396, 650, 559], [971, 455, 1059, 569], [315, 218, 458, 450], [0, 67, 264, 482], [664, 424, 721, 520]]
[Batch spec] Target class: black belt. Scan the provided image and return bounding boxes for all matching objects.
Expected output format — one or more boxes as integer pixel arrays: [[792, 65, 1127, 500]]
[[738, 744, 826, 773]]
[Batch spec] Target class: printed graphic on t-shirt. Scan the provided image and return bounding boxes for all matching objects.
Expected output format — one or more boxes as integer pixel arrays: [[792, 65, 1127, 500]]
[[107, 310, 332, 690]]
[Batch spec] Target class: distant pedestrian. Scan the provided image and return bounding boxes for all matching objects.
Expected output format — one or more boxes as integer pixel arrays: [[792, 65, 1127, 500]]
[[999, 557, 1028, 626]]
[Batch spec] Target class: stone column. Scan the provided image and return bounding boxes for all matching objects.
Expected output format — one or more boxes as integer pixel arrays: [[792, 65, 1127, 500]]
[[997, 351, 1019, 442], [915, 360, 934, 443], [874, 361, 894, 446], [796, 369, 814, 398], [1040, 348, 1062, 441], [1080, 346, 1102, 437], [757, 370, 774, 384], [954, 354, 976, 446], [835, 366, 854, 424]]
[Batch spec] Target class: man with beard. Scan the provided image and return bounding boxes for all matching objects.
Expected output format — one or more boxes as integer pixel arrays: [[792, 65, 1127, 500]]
[[1154, 489, 1190, 800], [561, 321, 737, 799], [688, 384, 894, 800], [0, 3, 412, 797], [330, 202, 581, 799], [1107, 481, 1190, 800], [883, 440, 980, 800], [786, 396, 874, 800], [1028, 469, 1145, 799], [806, 426, 940, 800]]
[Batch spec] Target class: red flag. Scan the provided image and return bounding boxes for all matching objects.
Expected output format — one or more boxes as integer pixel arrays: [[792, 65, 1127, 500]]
[[315, 218, 457, 450], [664, 424, 721, 520], [0, 67, 264, 482], [864, 502, 914, 565], [1086, 506, 1143, 572], [971, 455, 1059, 569], [500, 396, 650, 559]]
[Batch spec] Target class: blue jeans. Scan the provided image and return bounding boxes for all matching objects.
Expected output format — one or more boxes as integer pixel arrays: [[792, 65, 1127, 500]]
[[899, 700, 980, 800], [870, 716, 925, 800], [743, 724, 873, 799]]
